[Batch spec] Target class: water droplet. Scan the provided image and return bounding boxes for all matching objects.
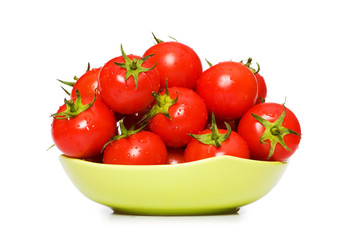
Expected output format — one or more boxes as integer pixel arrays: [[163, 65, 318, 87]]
[[138, 138, 146, 143]]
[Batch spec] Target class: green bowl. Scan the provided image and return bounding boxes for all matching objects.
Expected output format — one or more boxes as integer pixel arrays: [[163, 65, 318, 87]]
[[59, 155, 287, 215]]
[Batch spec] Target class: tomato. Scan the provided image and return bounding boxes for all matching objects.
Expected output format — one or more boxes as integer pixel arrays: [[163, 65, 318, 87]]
[[103, 129, 168, 165], [70, 67, 102, 100], [166, 148, 185, 164], [57, 64, 102, 99], [145, 87, 208, 148], [184, 114, 250, 162], [255, 73, 267, 104], [51, 91, 117, 159], [237, 102, 301, 162], [241, 58, 267, 104], [196, 61, 258, 121], [99, 45, 160, 114], [143, 34, 202, 89]]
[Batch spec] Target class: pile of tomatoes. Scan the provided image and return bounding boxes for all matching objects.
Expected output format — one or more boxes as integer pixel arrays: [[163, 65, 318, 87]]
[[51, 34, 301, 165]]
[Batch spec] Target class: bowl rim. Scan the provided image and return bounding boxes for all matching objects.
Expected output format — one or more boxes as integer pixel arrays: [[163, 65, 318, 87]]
[[59, 154, 287, 170]]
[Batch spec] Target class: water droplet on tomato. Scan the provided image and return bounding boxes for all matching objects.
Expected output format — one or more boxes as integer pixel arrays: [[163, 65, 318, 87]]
[[138, 138, 146, 143]]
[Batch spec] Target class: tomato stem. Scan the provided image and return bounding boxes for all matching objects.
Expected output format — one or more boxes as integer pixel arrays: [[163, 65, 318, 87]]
[[271, 127, 281, 135], [130, 59, 138, 70], [102, 119, 146, 152], [114, 44, 156, 89], [50, 90, 96, 119], [241, 58, 260, 74], [189, 113, 231, 147], [251, 106, 301, 159], [139, 81, 178, 125]]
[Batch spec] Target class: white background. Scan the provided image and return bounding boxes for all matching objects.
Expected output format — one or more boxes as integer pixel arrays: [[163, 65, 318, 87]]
[[1, 0, 360, 239]]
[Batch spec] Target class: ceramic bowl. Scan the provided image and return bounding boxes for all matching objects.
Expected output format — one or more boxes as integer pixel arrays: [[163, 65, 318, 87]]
[[59, 155, 287, 215]]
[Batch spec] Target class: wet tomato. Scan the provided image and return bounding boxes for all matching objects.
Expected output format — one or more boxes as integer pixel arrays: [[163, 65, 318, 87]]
[[143, 34, 202, 89], [196, 61, 258, 121], [237, 102, 301, 162]]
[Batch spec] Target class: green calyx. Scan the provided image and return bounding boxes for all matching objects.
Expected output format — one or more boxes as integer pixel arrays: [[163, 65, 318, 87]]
[[205, 58, 213, 67], [139, 82, 178, 124], [51, 90, 96, 120], [252, 106, 301, 159], [241, 58, 260, 74], [189, 113, 232, 147], [152, 32, 164, 44], [114, 45, 156, 89], [102, 119, 146, 152], [57, 62, 91, 95], [151, 32, 178, 44]]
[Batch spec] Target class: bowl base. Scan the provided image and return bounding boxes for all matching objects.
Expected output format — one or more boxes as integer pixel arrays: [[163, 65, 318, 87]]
[[111, 206, 240, 216]]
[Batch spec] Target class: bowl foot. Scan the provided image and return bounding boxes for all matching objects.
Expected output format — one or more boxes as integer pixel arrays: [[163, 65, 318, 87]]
[[111, 206, 240, 216]]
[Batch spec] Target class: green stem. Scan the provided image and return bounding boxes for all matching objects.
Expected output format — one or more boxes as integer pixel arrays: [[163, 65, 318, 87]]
[[189, 113, 231, 147], [102, 119, 147, 152], [152, 32, 163, 44], [51, 90, 96, 119], [114, 44, 156, 89], [139, 82, 178, 124], [252, 106, 301, 159]]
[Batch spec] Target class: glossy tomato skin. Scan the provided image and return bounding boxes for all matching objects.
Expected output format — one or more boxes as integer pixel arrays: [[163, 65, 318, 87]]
[[103, 131, 168, 165], [196, 61, 258, 121], [98, 54, 160, 114], [237, 103, 301, 162], [70, 67, 102, 100], [51, 97, 117, 159], [184, 129, 250, 162], [167, 147, 185, 164], [255, 73, 267, 104], [143, 42, 202, 89], [148, 87, 208, 148]]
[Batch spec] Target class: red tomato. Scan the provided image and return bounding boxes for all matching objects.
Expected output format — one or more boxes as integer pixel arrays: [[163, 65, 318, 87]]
[[143, 37, 202, 90], [51, 93, 117, 159], [196, 61, 258, 121], [255, 73, 267, 104], [103, 131, 168, 165], [167, 148, 185, 164], [237, 103, 301, 162], [99, 46, 160, 114], [241, 58, 267, 104], [70, 67, 102, 100], [147, 87, 208, 148], [184, 129, 250, 162]]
